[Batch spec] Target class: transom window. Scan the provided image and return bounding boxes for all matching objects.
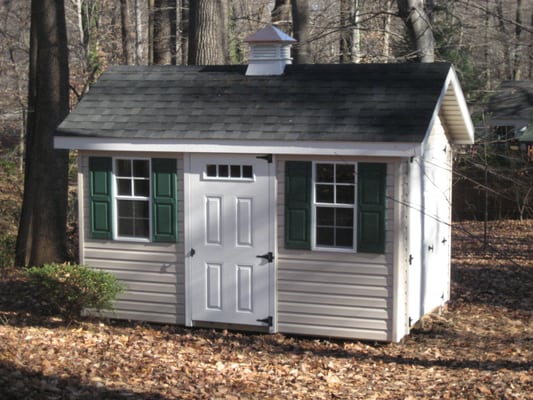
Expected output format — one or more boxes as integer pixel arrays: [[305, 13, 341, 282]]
[[115, 159, 150, 239], [314, 163, 356, 249], [205, 164, 253, 180]]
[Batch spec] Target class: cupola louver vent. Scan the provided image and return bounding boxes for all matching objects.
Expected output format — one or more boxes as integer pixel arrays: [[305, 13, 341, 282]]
[[244, 25, 296, 76]]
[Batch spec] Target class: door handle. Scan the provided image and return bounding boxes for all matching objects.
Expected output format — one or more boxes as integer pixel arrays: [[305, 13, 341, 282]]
[[256, 252, 274, 263]]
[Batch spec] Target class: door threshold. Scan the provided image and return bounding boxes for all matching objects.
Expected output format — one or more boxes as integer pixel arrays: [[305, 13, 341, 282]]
[[192, 320, 271, 334]]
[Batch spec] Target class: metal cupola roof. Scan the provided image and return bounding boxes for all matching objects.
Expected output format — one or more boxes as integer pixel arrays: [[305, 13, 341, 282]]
[[244, 24, 297, 44]]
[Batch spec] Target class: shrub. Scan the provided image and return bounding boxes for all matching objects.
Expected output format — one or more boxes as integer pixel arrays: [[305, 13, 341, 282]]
[[25, 263, 125, 320]]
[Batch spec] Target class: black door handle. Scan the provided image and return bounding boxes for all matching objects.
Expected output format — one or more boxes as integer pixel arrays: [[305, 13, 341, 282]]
[[256, 252, 274, 263]]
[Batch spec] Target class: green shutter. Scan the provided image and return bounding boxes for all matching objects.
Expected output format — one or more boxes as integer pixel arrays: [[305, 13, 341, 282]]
[[152, 158, 178, 242], [285, 161, 312, 249], [89, 157, 112, 239], [357, 163, 387, 253]]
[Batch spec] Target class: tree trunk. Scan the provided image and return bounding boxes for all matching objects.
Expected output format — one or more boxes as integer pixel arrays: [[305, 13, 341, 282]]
[[383, 0, 394, 62], [340, 0, 361, 63], [188, 0, 228, 65], [271, 0, 292, 34], [291, 0, 312, 64], [178, 0, 189, 65], [396, 0, 435, 62], [135, 0, 149, 64], [120, 0, 136, 64], [513, 0, 522, 80], [16, 0, 70, 267], [152, 0, 177, 64]]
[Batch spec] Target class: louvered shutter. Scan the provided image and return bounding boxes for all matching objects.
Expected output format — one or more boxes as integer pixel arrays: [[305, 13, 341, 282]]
[[285, 161, 312, 249], [152, 158, 178, 242], [357, 163, 387, 253], [89, 157, 112, 239]]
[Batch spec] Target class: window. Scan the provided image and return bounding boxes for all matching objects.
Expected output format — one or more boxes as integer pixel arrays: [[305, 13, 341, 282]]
[[115, 159, 150, 239], [314, 163, 356, 249], [205, 164, 253, 180], [89, 157, 177, 242], [285, 161, 386, 253]]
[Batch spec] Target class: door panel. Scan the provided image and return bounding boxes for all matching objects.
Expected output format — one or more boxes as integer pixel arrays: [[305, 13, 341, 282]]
[[206, 197, 222, 244], [236, 198, 253, 246], [190, 155, 272, 326]]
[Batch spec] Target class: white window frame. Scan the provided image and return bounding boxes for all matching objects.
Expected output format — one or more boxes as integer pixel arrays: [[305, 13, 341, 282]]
[[202, 163, 255, 182], [112, 157, 152, 242], [311, 161, 358, 253]]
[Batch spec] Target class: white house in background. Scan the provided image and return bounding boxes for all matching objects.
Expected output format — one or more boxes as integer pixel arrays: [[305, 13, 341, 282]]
[[54, 25, 474, 342]]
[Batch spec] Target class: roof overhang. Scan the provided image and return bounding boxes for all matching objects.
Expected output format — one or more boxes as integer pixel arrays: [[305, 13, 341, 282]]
[[424, 66, 475, 145], [54, 137, 421, 158]]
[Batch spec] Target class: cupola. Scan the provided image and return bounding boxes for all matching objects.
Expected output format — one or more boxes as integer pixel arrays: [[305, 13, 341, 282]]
[[244, 25, 296, 76]]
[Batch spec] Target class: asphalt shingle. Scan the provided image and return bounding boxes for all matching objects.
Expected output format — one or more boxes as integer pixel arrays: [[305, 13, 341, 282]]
[[57, 63, 453, 142]]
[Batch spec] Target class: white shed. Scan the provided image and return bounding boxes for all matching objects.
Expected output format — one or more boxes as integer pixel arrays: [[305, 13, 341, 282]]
[[55, 26, 474, 342]]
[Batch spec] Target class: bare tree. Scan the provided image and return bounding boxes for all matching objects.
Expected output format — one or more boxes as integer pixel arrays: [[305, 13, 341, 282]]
[[396, 0, 434, 62], [152, 0, 177, 64], [188, 0, 228, 65], [16, 0, 70, 266], [120, 0, 136, 64], [291, 0, 312, 63], [340, 0, 361, 63], [272, 0, 292, 34]]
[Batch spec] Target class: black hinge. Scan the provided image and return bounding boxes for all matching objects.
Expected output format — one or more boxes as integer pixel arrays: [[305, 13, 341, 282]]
[[409, 317, 413, 327], [190, 248, 196, 257], [409, 254, 413, 265], [256, 154, 272, 163], [256, 316, 273, 326], [256, 252, 274, 263]]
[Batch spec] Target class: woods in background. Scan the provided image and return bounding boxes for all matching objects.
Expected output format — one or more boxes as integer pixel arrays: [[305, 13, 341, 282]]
[[0, 0, 532, 265]]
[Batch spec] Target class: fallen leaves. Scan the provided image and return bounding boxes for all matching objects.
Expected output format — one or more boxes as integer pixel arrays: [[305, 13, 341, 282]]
[[1, 220, 532, 399]]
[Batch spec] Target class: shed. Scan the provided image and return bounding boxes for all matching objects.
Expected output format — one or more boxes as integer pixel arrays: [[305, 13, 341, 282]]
[[55, 26, 474, 342], [487, 80, 533, 138]]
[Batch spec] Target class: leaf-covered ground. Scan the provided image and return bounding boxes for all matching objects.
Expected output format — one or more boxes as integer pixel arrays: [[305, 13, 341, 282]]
[[1, 220, 532, 399]]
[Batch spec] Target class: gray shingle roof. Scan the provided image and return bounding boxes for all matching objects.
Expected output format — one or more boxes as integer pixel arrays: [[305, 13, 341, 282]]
[[487, 80, 533, 121], [57, 63, 453, 143]]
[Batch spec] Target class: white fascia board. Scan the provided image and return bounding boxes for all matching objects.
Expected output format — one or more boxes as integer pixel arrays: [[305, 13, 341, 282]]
[[54, 136, 421, 157], [422, 66, 475, 149]]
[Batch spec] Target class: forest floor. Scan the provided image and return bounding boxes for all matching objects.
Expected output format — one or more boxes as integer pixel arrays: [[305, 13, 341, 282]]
[[0, 220, 532, 399]]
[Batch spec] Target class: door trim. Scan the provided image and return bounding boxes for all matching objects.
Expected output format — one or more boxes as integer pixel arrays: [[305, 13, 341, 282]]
[[184, 153, 277, 332]]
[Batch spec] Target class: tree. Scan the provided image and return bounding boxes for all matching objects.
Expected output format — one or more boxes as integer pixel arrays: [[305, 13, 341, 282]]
[[188, 0, 228, 65], [16, 0, 70, 266], [340, 0, 361, 63], [396, 0, 435, 62], [152, 0, 177, 64], [291, 0, 312, 63], [120, 0, 136, 64], [271, 0, 292, 34]]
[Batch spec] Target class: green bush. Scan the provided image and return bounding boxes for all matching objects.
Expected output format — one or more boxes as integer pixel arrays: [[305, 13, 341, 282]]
[[25, 263, 125, 320]]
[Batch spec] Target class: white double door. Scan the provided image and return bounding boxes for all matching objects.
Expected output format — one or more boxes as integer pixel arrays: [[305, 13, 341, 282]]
[[188, 154, 274, 327]]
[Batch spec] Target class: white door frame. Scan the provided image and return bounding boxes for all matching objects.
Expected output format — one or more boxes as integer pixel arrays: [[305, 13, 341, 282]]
[[183, 153, 277, 332]]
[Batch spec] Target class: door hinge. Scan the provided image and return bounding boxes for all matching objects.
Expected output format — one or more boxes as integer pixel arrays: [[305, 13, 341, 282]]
[[190, 248, 196, 257], [256, 154, 272, 163], [256, 252, 274, 263], [257, 316, 273, 326], [409, 316, 413, 327], [408, 254, 413, 265]]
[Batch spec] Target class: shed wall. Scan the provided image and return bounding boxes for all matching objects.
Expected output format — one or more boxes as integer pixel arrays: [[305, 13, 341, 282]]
[[78, 151, 185, 324], [276, 156, 396, 341]]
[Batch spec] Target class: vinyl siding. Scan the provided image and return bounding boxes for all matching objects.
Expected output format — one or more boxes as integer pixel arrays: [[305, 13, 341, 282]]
[[421, 116, 453, 314], [79, 151, 184, 325], [277, 156, 395, 341]]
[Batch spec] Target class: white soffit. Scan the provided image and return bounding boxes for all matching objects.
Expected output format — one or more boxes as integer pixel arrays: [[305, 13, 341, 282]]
[[425, 67, 475, 145]]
